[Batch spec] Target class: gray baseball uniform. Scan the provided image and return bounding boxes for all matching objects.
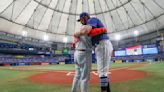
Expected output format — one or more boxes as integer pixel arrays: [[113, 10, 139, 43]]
[[71, 35, 92, 92]]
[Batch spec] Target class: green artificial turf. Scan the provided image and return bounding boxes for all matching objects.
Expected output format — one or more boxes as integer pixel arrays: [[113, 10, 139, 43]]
[[0, 62, 163, 92]]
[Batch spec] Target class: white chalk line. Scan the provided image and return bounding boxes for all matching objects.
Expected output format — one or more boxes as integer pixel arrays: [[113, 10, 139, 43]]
[[66, 71, 111, 76]]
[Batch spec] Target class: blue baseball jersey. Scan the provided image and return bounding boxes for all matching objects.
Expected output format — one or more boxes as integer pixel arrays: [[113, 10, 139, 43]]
[[87, 17, 109, 45]]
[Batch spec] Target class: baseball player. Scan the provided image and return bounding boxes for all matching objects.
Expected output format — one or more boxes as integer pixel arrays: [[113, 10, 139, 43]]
[[72, 26, 107, 92], [75, 12, 113, 92], [71, 25, 92, 92]]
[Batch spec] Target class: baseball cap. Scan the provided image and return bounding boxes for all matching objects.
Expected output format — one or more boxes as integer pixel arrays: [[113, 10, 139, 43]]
[[77, 12, 90, 22]]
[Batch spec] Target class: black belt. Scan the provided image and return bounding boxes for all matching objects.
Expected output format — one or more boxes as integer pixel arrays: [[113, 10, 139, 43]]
[[92, 38, 109, 46], [76, 49, 86, 51], [94, 39, 109, 46]]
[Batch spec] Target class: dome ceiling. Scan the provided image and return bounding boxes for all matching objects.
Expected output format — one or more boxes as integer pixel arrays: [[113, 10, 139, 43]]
[[0, 0, 164, 42]]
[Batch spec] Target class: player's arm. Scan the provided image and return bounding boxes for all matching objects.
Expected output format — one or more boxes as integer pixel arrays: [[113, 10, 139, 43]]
[[71, 37, 79, 49], [74, 27, 107, 37], [88, 28, 107, 37], [74, 25, 92, 38]]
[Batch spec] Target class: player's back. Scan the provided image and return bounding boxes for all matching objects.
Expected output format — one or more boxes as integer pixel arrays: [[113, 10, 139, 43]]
[[75, 36, 92, 51]]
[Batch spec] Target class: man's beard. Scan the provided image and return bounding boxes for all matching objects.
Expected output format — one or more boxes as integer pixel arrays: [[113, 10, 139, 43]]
[[82, 22, 87, 25], [81, 19, 87, 25]]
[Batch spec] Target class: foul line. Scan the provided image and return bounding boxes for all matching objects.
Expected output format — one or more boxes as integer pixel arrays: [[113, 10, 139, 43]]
[[66, 71, 111, 76], [66, 72, 75, 76]]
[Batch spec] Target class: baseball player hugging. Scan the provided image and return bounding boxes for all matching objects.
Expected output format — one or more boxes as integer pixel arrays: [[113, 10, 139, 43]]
[[73, 12, 113, 92], [71, 25, 92, 92]]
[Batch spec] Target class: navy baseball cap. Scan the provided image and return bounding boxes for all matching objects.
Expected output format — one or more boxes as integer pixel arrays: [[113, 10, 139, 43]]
[[77, 12, 90, 22]]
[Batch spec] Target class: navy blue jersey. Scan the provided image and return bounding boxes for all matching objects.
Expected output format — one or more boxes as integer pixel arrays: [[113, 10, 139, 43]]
[[87, 17, 109, 45]]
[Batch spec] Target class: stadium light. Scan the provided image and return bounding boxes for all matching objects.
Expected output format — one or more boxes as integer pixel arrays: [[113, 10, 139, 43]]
[[115, 34, 121, 41], [134, 30, 139, 36], [43, 35, 49, 41], [22, 31, 27, 37], [63, 37, 68, 43]]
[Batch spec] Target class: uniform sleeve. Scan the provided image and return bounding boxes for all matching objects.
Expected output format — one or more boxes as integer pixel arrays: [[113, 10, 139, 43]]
[[88, 28, 107, 37], [87, 18, 97, 28]]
